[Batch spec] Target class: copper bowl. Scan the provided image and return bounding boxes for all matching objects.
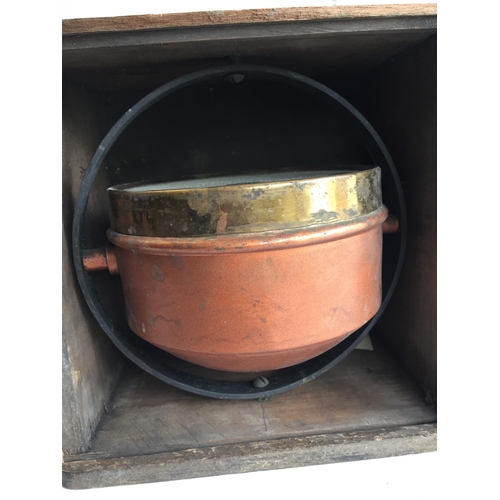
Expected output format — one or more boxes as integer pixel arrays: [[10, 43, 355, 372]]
[[84, 167, 389, 373]]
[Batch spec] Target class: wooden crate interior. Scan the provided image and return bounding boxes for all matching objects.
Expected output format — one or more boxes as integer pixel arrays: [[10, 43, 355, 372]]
[[62, 10, 436, 488]]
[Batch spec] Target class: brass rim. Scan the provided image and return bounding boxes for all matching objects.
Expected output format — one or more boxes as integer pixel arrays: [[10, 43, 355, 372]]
[[108, 167, 382, 237]]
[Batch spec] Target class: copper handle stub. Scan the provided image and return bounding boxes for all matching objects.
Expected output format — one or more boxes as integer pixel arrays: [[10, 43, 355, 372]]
[[82, 244, 119, 274], [382, 215, 399, 234]]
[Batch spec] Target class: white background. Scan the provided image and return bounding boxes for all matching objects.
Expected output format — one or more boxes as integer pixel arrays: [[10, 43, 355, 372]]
[[2, 1, 498, 499], [61, 0, 428, 20]]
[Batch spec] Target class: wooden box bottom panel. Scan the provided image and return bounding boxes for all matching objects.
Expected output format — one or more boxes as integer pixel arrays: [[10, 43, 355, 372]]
[[62, 345, 437, 489], [63, 423, 437, 489]]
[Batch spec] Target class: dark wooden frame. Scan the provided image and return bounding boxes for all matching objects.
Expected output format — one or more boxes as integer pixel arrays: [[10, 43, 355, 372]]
[[62, 4, 437, 489]]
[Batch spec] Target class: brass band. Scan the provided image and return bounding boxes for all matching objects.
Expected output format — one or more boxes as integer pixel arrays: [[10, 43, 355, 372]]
[[107, 167, 382, 237]]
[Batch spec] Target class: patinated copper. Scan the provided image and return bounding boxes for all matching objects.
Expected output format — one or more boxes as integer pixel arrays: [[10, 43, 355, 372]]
[[84, 168, 390, 372], [82, 244, 119, 274]]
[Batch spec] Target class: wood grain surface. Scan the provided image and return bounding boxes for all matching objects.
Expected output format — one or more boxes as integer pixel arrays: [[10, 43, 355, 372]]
[[64, 347, 436, 462], [62, 346, 437, 488], [62, 80, 127, 454], [361, 35, 437, 402], [63, 423, 437, 488], [63, 4, 437, 35]]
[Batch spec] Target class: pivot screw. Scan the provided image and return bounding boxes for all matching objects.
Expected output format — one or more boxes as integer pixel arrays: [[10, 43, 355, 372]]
[[228, 74, 245, 84], [252, 376, 269, 388]]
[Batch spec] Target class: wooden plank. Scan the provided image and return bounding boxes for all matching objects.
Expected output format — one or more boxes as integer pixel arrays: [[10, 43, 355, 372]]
[[62, 28, 436, 87], [64, 347, 436, 461], [62, 4, 438, 36], [62, 79, 127, 454], [62, 335, 86, 453], [361, 35, 437, 402], [63, 15, 437, 55], [62, 423, 437, 489]]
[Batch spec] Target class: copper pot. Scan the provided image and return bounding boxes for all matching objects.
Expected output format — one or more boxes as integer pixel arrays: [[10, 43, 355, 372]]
[[84, 167, 393, 373]]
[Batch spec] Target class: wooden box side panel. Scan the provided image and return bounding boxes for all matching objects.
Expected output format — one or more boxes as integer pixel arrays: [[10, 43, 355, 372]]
[[362, 36, 437, 401], [62, 79, 126, 454]]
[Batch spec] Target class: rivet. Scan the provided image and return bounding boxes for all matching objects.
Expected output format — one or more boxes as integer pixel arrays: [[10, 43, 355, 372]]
[[228, 74, 245, 84], [252, 376, 269, 389]]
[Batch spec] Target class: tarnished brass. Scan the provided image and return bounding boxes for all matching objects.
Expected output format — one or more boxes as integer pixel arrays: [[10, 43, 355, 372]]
[[108, 167, 382, 237]]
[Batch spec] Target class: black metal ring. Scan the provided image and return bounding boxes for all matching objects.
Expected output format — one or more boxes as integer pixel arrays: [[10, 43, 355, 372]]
[[72, 64, 406, 399]]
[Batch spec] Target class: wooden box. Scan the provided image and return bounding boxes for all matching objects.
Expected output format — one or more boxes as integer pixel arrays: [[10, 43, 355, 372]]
[[62, 4, 437, 489]]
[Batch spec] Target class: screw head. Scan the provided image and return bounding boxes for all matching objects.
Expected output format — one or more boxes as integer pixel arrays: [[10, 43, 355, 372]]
[[228, 74, 245, 84], [252, 376, 269, 388]]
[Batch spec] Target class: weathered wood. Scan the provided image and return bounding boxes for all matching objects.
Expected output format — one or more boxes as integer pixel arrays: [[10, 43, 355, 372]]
[[62, 4, 437, 35], [62, 334, 86, 453], [62, 15, 437, 75], [63, 347, 436, 462], [62, 423, 437, 489], [62, 80, 127, 454], [360, 36, 437, 402], [63, 29, 436, 92]]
